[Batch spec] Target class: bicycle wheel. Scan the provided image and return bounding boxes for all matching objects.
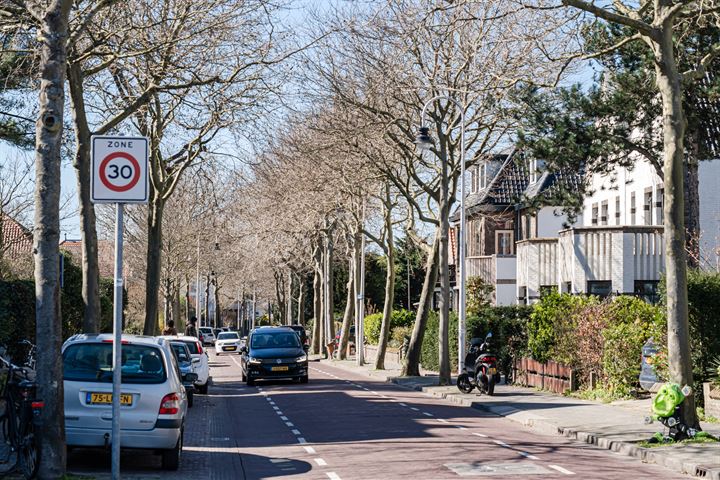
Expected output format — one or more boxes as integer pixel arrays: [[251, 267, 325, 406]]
[[17, 424, 38, 479]]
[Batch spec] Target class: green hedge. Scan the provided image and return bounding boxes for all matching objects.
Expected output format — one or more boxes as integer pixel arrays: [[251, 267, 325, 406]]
[[363, 309, 415, 345]]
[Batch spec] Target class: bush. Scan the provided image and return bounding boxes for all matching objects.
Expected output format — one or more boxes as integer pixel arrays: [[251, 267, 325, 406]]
[[601, 296, 665, 396], [527, 293, 594, 364], [363, 309, 415, 345], [686, 271, 720, 401], [390, 326, 412, 348], [420, 311, 457, 372]]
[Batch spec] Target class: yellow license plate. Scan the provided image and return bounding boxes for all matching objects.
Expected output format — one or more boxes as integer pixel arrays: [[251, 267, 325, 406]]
[[488, 368, 497, 375], [88, 393, 133, 406], [271, 366, 289, 372], [223, 346, 236, 351]]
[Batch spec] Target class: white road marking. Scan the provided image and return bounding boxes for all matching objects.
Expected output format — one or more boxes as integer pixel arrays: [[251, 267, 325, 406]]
[[362, 388, 370, 391], [456, 426, 467, 430], [297, 437, 307, 444], [548, 465, 575, 475], [370, 391, 379, 395], [519, 452, 539, 460], [314, 458, 328, 466], [285, 422, 294, 427], [437, 418, 449, 423], [280, 416, 288, 420], [493, 440, 510, 447], [472, 432, 488, 438], [410, 407, 419, 411], [326, 473, 341, 480], [399, 403, 407, 407], [423, 412, 433, 417], [292, 429, 301, 435], [272, 406, 280, 410], [304, 446, 316, 454]]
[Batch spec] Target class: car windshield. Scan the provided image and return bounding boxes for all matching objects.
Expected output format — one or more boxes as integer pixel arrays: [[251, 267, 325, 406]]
[[182, 340, 200, 354], [63, 343, 166, 384], [170, 343, 191, 363], [251, 332, 301, 349], [218, 332, 239, 340]]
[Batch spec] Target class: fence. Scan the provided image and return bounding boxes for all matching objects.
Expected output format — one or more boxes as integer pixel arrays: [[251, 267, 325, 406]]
[[513, 357, 576, 394]]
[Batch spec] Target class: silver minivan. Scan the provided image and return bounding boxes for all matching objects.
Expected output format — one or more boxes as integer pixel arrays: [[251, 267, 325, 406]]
[[62, 334, 190, 470]]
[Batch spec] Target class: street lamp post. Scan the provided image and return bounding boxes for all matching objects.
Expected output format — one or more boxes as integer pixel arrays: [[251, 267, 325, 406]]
[[415, 95, 466, 377]]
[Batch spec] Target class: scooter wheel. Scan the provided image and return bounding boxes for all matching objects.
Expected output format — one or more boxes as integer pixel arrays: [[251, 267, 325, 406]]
[[457, 373, 474, 394]]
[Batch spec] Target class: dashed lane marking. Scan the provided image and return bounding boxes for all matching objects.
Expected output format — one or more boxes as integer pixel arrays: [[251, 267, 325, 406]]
[[304, 446, 316, 454], [298, 437, 307, 444], [493, 440, 510, 447], [456, 426, 467, 430], [399, 403, 407, 407], [285, 422, 294, 427], [519, 452, 540, 460], [410, 407, 419, 411], [291, 429, 301, 435], [472, 432, 488, 438], [548, 465, 575, 475], [326, 472, 341, 480], [314, 458, 328, 466], [423, 412, 434, 417], [280, 415, 288, 420], [438, 418, 449, 423]]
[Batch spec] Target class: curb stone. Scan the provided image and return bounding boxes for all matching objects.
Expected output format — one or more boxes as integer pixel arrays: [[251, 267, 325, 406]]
[[321, 360, 720, 480]]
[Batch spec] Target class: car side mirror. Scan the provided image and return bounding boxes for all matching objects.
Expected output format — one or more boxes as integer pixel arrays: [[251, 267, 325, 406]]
[[192, 357, 200, 363], [183, 372, 198, 383]]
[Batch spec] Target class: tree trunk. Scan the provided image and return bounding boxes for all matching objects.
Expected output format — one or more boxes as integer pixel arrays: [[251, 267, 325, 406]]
[[297, 275, 305, 326], [654, 31, 697, 428], [438, 152, 451, 385], [67, 60, 101, 334], [684, 132, 700, 268], [163, 277, 171, 327], [34, 2, 72, 476], [143, 196, 165, 335], [172, 285, 181, 329], [312, 245, 322, 354], [185, 274, 191, 324], [339, 257, 354, 360], [402, 233, 440, 377], [325, 232, 336, 349], [376, 194, 396, 370], [286, 269, 293, 325], [203, 273, 210, 326], [214, 282, 220, 327]]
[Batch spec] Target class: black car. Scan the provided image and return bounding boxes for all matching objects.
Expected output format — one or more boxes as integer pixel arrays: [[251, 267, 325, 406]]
[[239, 327, 308, 385], [287, 325, 309, 350]]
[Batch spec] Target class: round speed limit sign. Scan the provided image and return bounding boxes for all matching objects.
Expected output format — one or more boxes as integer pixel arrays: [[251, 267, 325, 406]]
[[91, 136, 149, 204]]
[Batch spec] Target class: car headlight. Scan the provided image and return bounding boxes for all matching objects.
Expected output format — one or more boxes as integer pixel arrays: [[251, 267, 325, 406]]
[[249, 357, 262, 365], [295, 355, 308, 363]]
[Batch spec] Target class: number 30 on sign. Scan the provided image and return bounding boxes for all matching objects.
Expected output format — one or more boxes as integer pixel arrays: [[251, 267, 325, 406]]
[[91, 136, 149, 204]]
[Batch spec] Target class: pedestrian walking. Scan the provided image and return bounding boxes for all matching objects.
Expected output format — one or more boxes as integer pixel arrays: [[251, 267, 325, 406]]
[[162, 320, 178, 336], [185, 316, 199, 337]]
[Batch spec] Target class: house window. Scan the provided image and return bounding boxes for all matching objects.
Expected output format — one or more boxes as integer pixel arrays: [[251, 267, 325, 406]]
[[528, 158, 538, 183], [479, 163, 488, 189], [587, 280, 612, 298], [562, 281, 572, 293], [644, 189, 653, 225], [615, 196, 621, 225], [470, 167, 478, 193], [591, 203, 599, 225], [630, 192, 636, 225], [540, 285, 557, 297], [635, 280, 660, 304], [655, 187, 664, 225], [600, 200, 608, 226], [495, 230, 514, 255], [518, 286, 527, 305]]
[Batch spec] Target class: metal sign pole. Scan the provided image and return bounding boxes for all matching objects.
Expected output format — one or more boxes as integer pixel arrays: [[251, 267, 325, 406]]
[[111, 203, 125, 479]]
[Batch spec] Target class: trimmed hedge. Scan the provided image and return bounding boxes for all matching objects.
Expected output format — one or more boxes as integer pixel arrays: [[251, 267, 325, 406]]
[[363, 309, 414, 345]]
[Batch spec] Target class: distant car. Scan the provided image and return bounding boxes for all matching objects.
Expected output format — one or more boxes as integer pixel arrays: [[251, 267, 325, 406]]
[[169, 341, 196, 408], [212, 328, 222, 340], [215, 331, 241, 355], [158, 335, 209, 394], [198, 327, 215, 346], [239, 327, 308, 386], [62, 334, 191, 470], [287, 325, 309, 350]]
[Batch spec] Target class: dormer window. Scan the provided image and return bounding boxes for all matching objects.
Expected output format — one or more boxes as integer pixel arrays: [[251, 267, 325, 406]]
[[479, 163, 488, 189], [528, 158, 545, 184]]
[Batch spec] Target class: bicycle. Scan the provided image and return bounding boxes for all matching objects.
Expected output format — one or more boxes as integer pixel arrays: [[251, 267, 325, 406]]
[[0, 353, 42, 479]]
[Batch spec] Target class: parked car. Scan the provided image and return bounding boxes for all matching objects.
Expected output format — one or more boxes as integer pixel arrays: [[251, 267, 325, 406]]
[[198, 327, 215, 346], [158, 335, 209, 394], [214, 331, 242, 356], [62, 334, 192, 470], [239, 327, 308, 385], [168, 341, 196, 408], [212, 328, 223, 341], [287, 325, 309, 351]]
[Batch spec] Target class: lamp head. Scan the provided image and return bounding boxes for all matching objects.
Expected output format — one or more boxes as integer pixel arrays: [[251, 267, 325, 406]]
[[414, 126, 434, 152]]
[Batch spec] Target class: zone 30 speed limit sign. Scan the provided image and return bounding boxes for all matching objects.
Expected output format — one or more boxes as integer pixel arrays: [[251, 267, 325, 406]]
[[91, 136, 149, 204]]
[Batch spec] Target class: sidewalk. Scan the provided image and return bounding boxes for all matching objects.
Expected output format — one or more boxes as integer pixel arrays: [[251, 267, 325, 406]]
[[321, 358, 720, 480]]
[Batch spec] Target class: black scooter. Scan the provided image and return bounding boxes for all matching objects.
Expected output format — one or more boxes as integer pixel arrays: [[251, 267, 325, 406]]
[[457, 332, 498, 395]]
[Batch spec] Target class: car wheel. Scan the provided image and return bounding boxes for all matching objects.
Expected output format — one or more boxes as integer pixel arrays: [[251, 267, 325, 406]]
[[300, 375, 308, 384], [215, 351, 219, 356], [198, 382, 208, 394], [187, 391, 194, 408], [161, 429, 182, 471], [246, 376, 255, 386]]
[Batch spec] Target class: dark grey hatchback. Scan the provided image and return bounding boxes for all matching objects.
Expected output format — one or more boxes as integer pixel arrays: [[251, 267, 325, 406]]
[[239, 327, 308, 385]]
